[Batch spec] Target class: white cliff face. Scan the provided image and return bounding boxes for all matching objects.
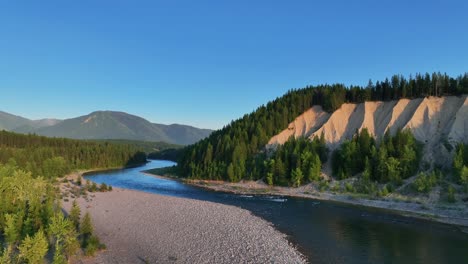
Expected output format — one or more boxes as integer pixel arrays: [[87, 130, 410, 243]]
[[268, 95, 468, 167]]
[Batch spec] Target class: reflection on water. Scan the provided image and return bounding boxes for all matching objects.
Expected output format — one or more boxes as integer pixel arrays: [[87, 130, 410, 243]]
[[86, 160, 468, 264]]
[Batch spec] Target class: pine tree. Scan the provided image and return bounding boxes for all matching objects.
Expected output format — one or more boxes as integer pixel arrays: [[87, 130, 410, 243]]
[[80, 212, 94, 239], [291, 168, 304, 187], [18, 230, 48, 264], [4, 214, 19, 246], [70, 200, 81, 230]]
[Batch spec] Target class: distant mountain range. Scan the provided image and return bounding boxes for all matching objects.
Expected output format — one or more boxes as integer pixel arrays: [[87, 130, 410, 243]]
[[0, 110, 212, 145]]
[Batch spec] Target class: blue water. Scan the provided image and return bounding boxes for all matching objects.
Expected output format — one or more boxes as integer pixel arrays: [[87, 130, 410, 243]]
[[86, 160, 468, 264]]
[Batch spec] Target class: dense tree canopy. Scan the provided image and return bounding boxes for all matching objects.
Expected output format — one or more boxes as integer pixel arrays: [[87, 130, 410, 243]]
[[260, 136, 327, 186], [332, 129, 421, 184], [178, 72, 467, 183], [0, 131, 147, 178]]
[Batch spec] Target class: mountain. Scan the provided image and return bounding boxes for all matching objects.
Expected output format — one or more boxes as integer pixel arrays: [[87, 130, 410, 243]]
[[12, 119, 62, 133], [0, 110, 212, 145], [155, 123, 213, 145], [0, 111, 62, 131], [0, 111, 33, 130], [2, 111, 212, 145]]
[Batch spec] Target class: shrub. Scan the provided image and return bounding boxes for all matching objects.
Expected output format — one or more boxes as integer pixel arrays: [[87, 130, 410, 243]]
[[84, 235, 106, 256], [99, 183, 108, 192], [318, 181, 329, 192], [345, 182, 355, 193], [413, 172, 438, 193]]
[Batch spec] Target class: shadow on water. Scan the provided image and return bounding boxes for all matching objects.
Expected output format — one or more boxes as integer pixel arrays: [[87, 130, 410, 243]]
[[85, 160, 468, 264]]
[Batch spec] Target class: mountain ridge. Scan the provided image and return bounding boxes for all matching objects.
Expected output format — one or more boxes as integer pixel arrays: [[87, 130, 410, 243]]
[[0, 110, 212, 145]]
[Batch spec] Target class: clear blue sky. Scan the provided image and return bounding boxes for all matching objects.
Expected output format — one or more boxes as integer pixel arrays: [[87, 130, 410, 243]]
[[1, 0, 467, 129]]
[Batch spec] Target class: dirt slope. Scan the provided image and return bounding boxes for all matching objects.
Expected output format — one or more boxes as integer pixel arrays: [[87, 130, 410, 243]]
[[268, 96, 468, 167]]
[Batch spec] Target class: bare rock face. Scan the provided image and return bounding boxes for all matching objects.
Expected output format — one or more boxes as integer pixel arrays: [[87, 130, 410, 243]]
[[268, 95, 468, 168]]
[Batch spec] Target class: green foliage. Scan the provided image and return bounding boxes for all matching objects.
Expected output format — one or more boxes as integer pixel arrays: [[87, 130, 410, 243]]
[[69, 201, 81, 230], [84, 235, 105, 256], [99, 183, 108, 192], [291, 168, 304, 187], [52, 244, 67, 264], [93, 139, 182, 154], [79, 212, 104, 256], [148, 148, 182, 162], [266, 172, 273, 186], [333, 129, 421, 184], [48, 213, 79, 260], [318, 180, 329, 192], [0, 246, 14, 264], [378, 185, 390, 197], [18, 230, 48, 264], [88, 182, 98, 192], [80, 212, 93, 239], [0, 165, 82, 263], [178, 72, 468, 183], [413, 172, 439, 193], [453, 144, 468, 184], [261, 137, 326, 186], [345, 182, 355, 193], [0, 133, 124, 262], [3, 214, 19, 245], [0, 131, 147, 179]]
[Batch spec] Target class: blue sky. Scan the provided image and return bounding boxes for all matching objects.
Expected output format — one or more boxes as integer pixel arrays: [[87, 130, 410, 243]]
[[1, 0, 467, 129]]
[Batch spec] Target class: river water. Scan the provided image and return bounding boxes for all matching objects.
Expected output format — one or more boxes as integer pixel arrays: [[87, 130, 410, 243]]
[[85, 160, 468, 264]]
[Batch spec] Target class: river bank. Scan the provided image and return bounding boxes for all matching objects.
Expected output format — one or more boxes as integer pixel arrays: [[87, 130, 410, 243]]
[[144, 171, 468, 229], [60, 171, 306, 264]]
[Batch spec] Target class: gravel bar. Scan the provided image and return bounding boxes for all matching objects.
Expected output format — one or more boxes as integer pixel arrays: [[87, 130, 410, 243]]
[[63, 188, 306, 264]]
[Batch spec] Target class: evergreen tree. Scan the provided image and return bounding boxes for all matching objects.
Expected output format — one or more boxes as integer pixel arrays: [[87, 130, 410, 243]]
[[291, 167, 304, 187], [18, 230, 48, 264], [80, 212, 93, 240], [69, 200, 81, 230]]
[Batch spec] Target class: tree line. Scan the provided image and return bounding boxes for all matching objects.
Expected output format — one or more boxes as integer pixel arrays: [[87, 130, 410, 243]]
[[178, 72, 467, 183], [0, 131, 147, 179]]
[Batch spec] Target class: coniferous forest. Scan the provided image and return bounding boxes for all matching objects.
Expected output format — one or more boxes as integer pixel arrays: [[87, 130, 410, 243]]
[[0, 131, 147, 262], [0, 131, 147, 179], [178, 72, 468, 184]]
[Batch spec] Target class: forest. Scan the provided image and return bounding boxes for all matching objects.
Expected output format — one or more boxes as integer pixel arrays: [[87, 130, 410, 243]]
[[332, 129, 421, 184], [259, 136, 327, 187], [178, 72, 468, 184], [0, 131, 147, 263], [0, 131, 147, 179]]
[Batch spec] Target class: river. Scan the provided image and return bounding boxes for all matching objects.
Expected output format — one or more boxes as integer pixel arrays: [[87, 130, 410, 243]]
[[85, 160, 468, 264]]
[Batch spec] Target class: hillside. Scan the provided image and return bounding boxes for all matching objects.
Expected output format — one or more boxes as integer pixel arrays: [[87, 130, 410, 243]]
[[0, 111, 37, 130], [269, 96, 468, 168], [178, 72, 468, 183], [0, 111, 62, 131], [0, 110, 213, 145]]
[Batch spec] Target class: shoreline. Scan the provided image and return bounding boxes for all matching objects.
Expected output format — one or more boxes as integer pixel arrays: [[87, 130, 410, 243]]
[[143, 171, 468, 230], [60, 172, 307, 263]]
